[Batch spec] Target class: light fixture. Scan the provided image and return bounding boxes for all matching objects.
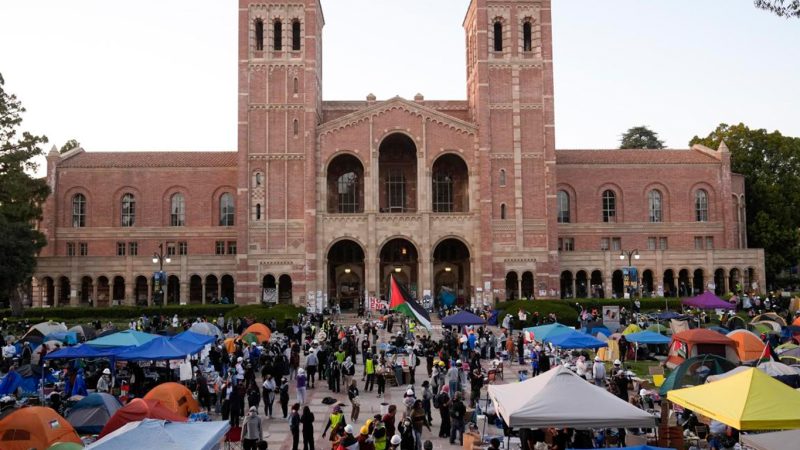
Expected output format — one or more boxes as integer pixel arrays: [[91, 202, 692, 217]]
[[344, 267, 351, 274], [152, 255, 159, 264], [401, 247, 407, 256], [619, 253, 625, 260], [165, 256, 172, 264], [394, 267, 402, 273], [445, 266, 452, 272], [634, 253, 640, 260]]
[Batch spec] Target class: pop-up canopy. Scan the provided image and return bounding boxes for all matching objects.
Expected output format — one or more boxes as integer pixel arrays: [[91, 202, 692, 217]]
[[681, 292, 734, 310], [545, 330, 608, 349], [442, 310, 486, 327], [86, 330, 159, 348], [87, 419, 230, 450]]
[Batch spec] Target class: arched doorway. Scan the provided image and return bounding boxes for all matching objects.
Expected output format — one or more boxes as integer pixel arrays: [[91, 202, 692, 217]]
[[80, 276, 93, 305], [112, 276, 125, 305], [642, 270, 654, 297], [134, 275, 148, 306], [262, 275, 277, 303], [747, 267, 757, 292], [505, 272, 518, 301], [693, 269, 705, 295], [590, 270, 604, 298], [327, 240, 365, 310], [612, 270, 624, 298], [327, 154, 364, 213], [714, 268, 726, 295], [560, 271, 573, 299], [190, 275, 203, 304], [379, 134, 417, 213], [521, 271, 534, 299], [278, 275, 292, 304], [379, 238, 418, 297], [58, 276, 70, 306], [431, 154, 469, 212], [221, 275, 235, 302], [729, 268, 741, 294], [575, 271, 588, 298], [42, 277, 54, 307], [678, 269, 691, 297], [205, 275, 219, 303], [96, 276, 109, 307], [432, 238, 471, 308], [167, 275, 180, 304], [663, 270, 675, 297]]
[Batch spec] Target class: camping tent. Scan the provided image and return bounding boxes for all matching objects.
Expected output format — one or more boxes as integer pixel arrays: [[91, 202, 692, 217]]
[[143, 382, 200, 417], [66, 392, 122, 434], [646, 324, 671, 335], [666, 328, 739, 369], [624, 331, 671, 345], [86, 330, 158, 348], [241, 323, 271, 343], [0, 364, 56, 395], [21, 321, 68, 340], [45, 343, 124, 360], [188, 322, 222, 339], [544, 330, 607, 349], [667, 367, 800, 430], [669, 319, 690, 335], [523, 323, 572, 342], [69, 324, 96, 341], [726, 329, 766, 362], [622, 324, 642, 335], [568, 447, 674, 450], [682, 292, 735, 310], [751, 313, 787, 327], [488, 366, 656, 428], [740, 429, 800, 450], [726, 315, 747, 330], [44, 331, 78, 345], [659, 354, 737, 395], [87, 419, 230, 450], [442, 310, 486, 327], [99, 398, 188, 437], [0, 407, 82, 450]]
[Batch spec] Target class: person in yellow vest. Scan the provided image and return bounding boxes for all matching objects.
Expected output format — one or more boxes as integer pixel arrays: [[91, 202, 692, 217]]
[[364, 354, 376, 392], [322, 404, 346, 440], [408, 320, 416, 335]]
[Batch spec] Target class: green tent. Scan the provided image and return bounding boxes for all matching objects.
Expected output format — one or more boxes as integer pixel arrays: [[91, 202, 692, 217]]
[[659, 354, 737, 396], [646, 324, 671, 335]]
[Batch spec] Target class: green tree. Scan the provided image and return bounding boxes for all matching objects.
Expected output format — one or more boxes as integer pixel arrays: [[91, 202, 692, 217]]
[[754, 0, 800, 18], [0, 73, 51, 315], [60, 139, 80, 154], [690, 123, 800, 285], [619, 126, 665, 149]]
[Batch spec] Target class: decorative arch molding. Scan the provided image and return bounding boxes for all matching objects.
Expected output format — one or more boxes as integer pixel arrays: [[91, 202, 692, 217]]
[[689, 181, 717, 221], [325, 236, 368, 256], [597, 182, 624, 223], [556, 183, 577, 223], [323, 150, 367, 174]]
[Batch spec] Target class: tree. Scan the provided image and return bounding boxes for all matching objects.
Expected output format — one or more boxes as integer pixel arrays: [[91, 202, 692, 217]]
[[0, 73, 50, 315], [690, 123, 800, 285], [754, 0, 800, 18], [60, 139, 80, 153], [619, 126, 665, 149]]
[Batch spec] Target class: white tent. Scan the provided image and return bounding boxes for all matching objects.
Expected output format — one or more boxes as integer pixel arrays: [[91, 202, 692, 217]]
[[741, 429, 800, 450], [86, 419, 230, 450], [488, 365, 657, 429]]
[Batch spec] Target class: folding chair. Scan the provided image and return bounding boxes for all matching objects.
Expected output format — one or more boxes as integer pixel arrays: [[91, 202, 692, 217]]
[[225, 425, 242, 450]]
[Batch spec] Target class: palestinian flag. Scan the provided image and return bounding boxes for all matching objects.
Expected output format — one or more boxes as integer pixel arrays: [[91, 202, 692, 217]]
[[757, 341, 775, 364], [388, 275, 432, 330]]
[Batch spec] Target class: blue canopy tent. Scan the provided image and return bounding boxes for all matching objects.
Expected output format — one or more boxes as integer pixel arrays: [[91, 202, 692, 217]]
[[171, 331, 215, 347], [624, 331, 671, 345], [45, 344, 125, 360], [115, 336, 195, 361], [545, 330, 608, 349], [523, 323, 573, 342], [86, 330, 159, 348], [442, 310, 486, 327]]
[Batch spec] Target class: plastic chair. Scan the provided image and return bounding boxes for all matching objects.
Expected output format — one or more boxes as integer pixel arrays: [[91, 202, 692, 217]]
[[652, 374, 665, 388]]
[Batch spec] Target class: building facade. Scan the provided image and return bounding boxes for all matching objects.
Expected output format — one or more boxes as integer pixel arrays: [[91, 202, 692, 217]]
[[30, 0, 764, 308]]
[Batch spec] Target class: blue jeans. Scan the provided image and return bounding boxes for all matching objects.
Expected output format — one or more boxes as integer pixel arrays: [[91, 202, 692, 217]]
[[449, 380, 459, 394]]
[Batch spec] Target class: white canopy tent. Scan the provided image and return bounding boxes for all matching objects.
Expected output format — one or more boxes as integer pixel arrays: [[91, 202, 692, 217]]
[[488, 366, 657, 429], [741, 429, 800, 450]]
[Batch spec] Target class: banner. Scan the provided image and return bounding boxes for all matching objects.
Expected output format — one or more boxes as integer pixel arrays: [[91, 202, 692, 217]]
[[262, 288, 277, 304], [622, 267, 639, 299], [602, 305, 621, 333], [368, 296, 388, 311]]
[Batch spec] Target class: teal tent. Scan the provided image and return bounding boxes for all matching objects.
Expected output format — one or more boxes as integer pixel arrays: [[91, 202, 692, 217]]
[[86, 330, 159, 348], [523, 323, 572, 341]]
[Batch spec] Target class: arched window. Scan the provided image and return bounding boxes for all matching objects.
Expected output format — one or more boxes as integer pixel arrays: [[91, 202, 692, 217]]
[[293, 119, 299, 137], [648, 189, 662, 223], [121, 193, 136, 227], [254, 19, 264, 51], [523, 21, 532, 52], [292, 20, 301, 50], [695, 189, 709, 222], [170, 193, 185, 226], [493, 21, 503, 52], [254, 172, 262, 187], [293, 77, 299, 95], [256, 203, 262, 220], [219, 193, 235, 226], [273, 20, 282, 51], [500, 203, 507, 220], [499, 169, 507, 187], [432, 173, 454, 213], [557, 190, 570, 223], [602, 190, 616, 223], [72, 193, 86, 228], [337, 172, 359, 213]]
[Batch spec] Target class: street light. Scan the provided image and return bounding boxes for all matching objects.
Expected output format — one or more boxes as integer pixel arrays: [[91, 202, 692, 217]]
[[619, 249, 640, 266], [394, 267, 402, 273], [152, 243, 171, 305]]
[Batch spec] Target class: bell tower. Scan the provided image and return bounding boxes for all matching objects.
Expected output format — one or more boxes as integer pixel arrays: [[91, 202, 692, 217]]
[[237, 0, 324, 304]]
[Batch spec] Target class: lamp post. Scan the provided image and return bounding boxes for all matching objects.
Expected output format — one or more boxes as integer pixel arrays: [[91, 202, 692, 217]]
[[152, 243, 171, 305], [619, 249, 640, 301]]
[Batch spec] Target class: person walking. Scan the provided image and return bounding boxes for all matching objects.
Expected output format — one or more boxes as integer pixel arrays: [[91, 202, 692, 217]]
[[229, 380, 245, 428], [449, 392, 466, 446], [262, 374, 276, 418], [342, 356, 355, 391], [592, 356, 606, 387], [242, 406, 263, 450], [410, 400, 431, 450], [289, 403, 301, 450], [364, 353, 376, 391], [436, 386, 451, 439], [306, 350, 318, 388], [296, 368, 308, 404], [301, 405, 315, 450], [348, 379, 361, 422], [280, 376, 291, 418]]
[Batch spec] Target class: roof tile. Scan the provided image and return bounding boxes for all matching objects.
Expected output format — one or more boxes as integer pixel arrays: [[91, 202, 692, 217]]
[[58, 151, 237, 169], [555, 149, 718, 165]]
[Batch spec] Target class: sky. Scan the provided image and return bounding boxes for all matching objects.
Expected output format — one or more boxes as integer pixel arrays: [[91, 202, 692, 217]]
[[1, 0, 798, 160]]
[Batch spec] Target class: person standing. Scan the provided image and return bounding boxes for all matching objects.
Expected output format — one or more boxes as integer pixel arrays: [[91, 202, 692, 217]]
[[348, 379, 361, 422], [306, 350, 318, 388], [289, 403, 301, 450], [364, 353, 376, 391], [376, 361, 386, 398], [230, 380, 245, 428], [296, 368, 308, 404], [262, 374, 276, 418], [242, 406, 263, 450], [280, 376, 291, 418], [449, 392, 466, 446], [410, 400, 431, 450], [592, 356, 606, 387], [300, 405, 315, 450], [96, 368, 111, 393], [436, 386, 451, 438], [342, 356, 355, 391]]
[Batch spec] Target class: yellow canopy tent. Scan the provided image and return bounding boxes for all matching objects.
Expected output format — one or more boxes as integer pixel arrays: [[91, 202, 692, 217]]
[[667, 367, 800, 430], [596, 337, 619, 362], [622, 324, 642, 335]]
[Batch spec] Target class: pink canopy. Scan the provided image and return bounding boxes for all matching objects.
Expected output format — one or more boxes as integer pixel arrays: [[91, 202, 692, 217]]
[[682, 291, 734, 310]]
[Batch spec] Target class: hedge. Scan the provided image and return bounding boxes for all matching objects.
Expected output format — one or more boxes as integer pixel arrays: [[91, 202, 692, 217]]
[[0, 304, 239, 322], [224, 304, 306, 325]]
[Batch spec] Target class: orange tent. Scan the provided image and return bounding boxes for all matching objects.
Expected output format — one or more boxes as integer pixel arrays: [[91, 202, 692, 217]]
[[100, 398, 188, 437], [143, 382, 200, 417], [0, 406, 82, 450], [223, 337, 237, 353], [666, 328, 740, 369], [727, 329, 766, 362], [242, 323, 271, 343]]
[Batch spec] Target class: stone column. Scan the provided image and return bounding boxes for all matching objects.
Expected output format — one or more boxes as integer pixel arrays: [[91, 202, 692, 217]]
[[31, 278, 42, 308], [517, 277, 522, 300], [572, 278, 577, 299], [216, 280, 222, 300], [164, 279, 170, 305], [180, 281, 188, 305], [124, 279, 134, 306], [69, 277, 79, 307], [92, 281, 98, 307], [146, 279, 153, 307], [202, 281, 207, 305]]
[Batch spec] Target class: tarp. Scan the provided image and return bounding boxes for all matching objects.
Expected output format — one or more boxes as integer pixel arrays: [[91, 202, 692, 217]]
[[0, 365, 56, 395], [115, 337, 194, 361], [488, 366, 657, 429], [143, 382, 200, 417], [66, 392, 122, 434], [241, 323, 272, 343], [652, 311, 683, 321], [667, 367, 800, 430], [682, 291, 735, 309], [544, 330, 608, 349], [740, 429, 800, 450], [442, 310, 486, 327], [87, 419, 230, 450], [569, 447, 674, 450], [99, 398, 187, 438], [45, 343, 125, 360], [523, 323, 572, 342], [659, 354, 738, 396], [625, 331, 671, 345], [596, 339, 619, 362], [727, 329, 766, 362], [86, 330, 159, 348], [581, 324, 611, 337], [0, 407, 82, 450], [666, 328, 739, 369], [188, 322, 223, 339]]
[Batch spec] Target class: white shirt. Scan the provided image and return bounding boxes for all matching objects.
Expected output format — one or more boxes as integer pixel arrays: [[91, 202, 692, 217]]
[[2, 344, 16, 358]]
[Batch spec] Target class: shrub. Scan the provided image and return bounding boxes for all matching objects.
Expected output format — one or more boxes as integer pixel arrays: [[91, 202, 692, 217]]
[[224, 304, 306, 325], [0, 304, 239, 323]]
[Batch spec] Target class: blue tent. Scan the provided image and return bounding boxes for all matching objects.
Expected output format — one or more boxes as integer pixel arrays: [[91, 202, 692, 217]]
[[66, 392, 122, 434], [487, 309, 500, 326], [0, 365, 56, 395], [545, 330, 608, 349], [171, 331, 215, 347], [45, 331, 79, 345], [708, 326, 730, 335], [624, 330, 671, 345], [442, 310, 486, 327], [523, 323, 573, 341], [86, 330, 159, 348], [581, 324, 611, 337], [116, 336, 193, 361], [45, 344, 125, 360]]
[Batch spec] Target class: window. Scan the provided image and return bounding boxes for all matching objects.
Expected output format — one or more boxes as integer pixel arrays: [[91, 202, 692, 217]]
[[167, 245, 176, 257], [219, 193, 235, 226], [293, 77, 299, 95], [255, 172, 262, 187], [170, 193, 185, 226], [648, 190, 662, 223], [178, 241, 188, 255], [67, 242, 76, 257], [649, 236, 668, 250], [337, 172, 360, 213], [493, 21, 503, 52], [500, 203, 507, 220], [386, 168, 406, 212], [215, 241, 225, 255], [79, 242, 88, 256], [563, 237, 574, 251], [129, 241, 138, 256], [557, 190, 570, 223], [611, 237, 621, 251], [72, 194, 86, 227], [659, 237, 668, 250], [499, 169, 506, 187], [256, 203, 262, 220], [117, 242, 126, 256], [695, 189, 709, 222], [432, 173, 454, 213], [694, 236, 704, 250], [602, 190, 616, 222], [273, 20, 282, 50], [121, 193, 136, 227], [705, 236, 714, 249], [228, 241, 237, 255], [523, 21, 532, 52], [600, 238, 609, 251], [292, 20, 301, 50], [255, 19, 264, 51], [293, 119, 299, 137], [647, 237, 656, 250]]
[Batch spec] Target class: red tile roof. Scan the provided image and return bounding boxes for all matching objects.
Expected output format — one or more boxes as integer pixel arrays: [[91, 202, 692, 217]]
[[58, 151, 237, 169], [555, 149, 719, 165]]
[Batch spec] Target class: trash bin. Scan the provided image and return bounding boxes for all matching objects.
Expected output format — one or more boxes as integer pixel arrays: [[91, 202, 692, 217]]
[[380, 402, 389, 415]]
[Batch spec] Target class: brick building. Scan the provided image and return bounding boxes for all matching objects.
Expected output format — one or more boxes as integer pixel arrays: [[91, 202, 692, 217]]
[[30, 0, 764, 308]]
